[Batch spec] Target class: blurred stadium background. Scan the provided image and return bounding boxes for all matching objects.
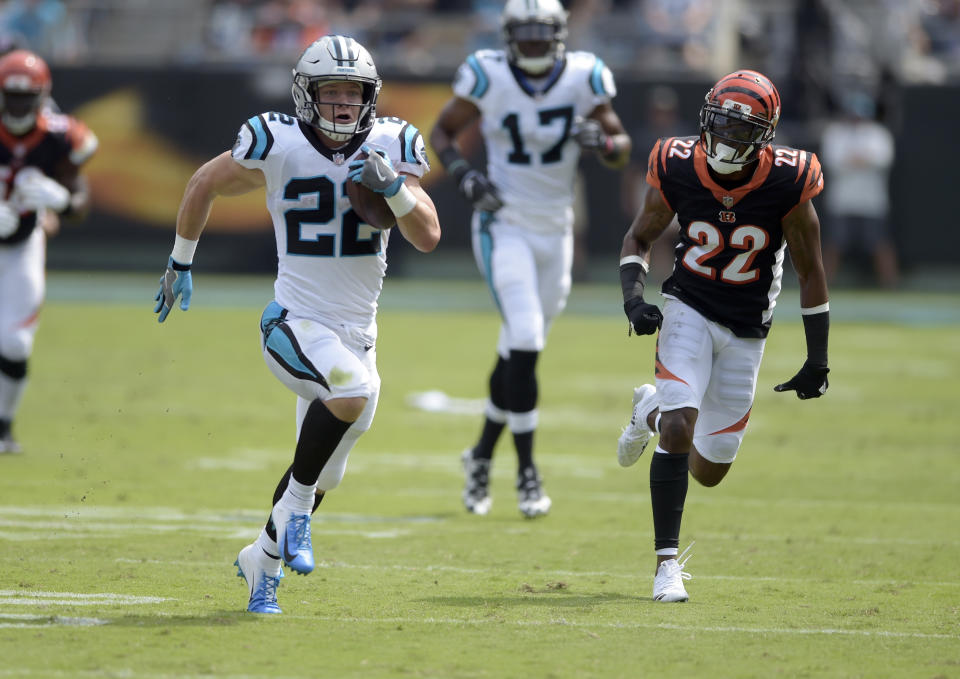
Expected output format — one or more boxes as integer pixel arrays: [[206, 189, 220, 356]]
[[4, 0, 960, 289]]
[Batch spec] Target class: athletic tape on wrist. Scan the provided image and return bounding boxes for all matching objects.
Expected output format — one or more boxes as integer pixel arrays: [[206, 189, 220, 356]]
[[385, 183, 417, 218], [171, 234, 199, 265]]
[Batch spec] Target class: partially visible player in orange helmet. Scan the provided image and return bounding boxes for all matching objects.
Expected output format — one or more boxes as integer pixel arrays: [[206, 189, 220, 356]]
[[0, 49, 99, 454]]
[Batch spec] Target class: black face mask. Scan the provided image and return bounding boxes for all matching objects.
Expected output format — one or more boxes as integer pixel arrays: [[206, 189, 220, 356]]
[[2, 91, 41, 118]]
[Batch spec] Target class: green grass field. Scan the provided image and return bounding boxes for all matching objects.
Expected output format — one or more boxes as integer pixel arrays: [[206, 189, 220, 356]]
[[1, 274, 958, 678]]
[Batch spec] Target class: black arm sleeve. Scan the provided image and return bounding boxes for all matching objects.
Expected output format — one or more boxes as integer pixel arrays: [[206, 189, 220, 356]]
[[620, 261, 647, 304], [801, 311, 829, 367]]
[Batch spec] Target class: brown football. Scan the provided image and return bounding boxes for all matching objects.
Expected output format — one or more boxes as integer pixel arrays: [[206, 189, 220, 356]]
[[346, 154, 396, 230]]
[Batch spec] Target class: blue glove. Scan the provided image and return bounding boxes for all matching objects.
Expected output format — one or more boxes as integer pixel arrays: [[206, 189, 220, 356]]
[[154, 256, 192, 323], [348, 145, 405, 197]]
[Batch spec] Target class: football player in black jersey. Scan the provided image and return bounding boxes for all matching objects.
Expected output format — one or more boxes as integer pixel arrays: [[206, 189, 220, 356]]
[[0, 50, 98, 454], [614, 70, 830, 602]]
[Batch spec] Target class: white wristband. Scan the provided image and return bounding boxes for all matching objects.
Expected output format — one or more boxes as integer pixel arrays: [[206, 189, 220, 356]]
[[619, 255, 649, 272], [171, 234, 199, 265], [384, 183, 417, 218]]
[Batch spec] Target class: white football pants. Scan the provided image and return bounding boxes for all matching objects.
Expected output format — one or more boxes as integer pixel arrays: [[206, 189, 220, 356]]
[[471, 211, 573, 355], [655, 298, 766, 464]]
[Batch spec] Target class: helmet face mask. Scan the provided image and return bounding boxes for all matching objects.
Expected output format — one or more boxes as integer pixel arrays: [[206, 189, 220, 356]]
[[0, 49, 51, 136], [699, 70, 780, 174], [307, 80, 366, 142], [501, 0, 567, 74], [291, 35, 381, 143]]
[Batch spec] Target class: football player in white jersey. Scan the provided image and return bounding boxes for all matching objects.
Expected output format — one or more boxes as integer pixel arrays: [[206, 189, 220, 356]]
[[154, 35, 440, 614], [430, 0, 630, 518]]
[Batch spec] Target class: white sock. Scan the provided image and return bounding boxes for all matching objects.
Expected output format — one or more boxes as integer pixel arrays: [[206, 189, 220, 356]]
[[256, 529, 279, 561], [279, 477, 316, 514]]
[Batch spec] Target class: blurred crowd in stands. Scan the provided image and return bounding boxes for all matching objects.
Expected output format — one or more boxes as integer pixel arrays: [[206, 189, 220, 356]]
[[3, 0, 958, 286], [2, 0, 959, 86]]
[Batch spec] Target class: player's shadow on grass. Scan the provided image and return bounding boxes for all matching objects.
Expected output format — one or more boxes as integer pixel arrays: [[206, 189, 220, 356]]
[[422, 591, 638, 609]]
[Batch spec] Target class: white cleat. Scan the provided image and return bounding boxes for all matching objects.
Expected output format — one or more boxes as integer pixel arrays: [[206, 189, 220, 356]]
[[617, 384, 658, 467], [516, 466, 551, 518], [461, 449, 492, 515], [0, 433, 22, 455], [653, 543, 693, 602]]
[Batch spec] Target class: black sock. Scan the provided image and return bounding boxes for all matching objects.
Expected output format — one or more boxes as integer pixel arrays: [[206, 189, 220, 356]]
[[473, 355, 508, 460], [265, 464, 326, 541], [472, 419, 504, 461], [650, 452, 689, 552], [504, 349, 539, 472], [513, 430, 534, 472], [291, 399, 352, 486]]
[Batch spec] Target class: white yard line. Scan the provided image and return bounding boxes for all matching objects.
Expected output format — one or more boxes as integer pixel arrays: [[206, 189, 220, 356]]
[[276, 614, 960, 640], [110, 557, 960, 588]]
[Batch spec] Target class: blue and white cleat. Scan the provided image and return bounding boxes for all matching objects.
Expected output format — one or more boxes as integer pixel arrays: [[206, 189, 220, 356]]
[[235, 544, 283, 614], [272, 502, 315, 575]]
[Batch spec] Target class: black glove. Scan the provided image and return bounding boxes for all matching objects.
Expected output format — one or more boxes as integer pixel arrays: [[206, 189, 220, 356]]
[[459, 169, 503, 213], [774, 361, 829, 400], [624, 296, 662, 335]]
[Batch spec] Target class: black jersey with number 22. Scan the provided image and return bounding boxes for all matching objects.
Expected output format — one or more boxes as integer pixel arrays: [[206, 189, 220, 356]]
[[646, 136, 823, 338]]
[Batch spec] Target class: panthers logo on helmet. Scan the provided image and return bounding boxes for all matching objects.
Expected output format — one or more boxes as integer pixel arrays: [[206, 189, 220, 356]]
[[699, 70, 781, 174]]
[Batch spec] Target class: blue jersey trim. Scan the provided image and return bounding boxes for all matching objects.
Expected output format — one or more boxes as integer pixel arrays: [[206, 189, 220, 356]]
[[247, 115, 274, 161], [466, 55, 489, 99], [589, 59, 607, 96], [401, 123, 421, 164]]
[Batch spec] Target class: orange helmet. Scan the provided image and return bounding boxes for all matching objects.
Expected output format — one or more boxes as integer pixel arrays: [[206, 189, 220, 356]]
[[699, 69, 780, 174], [0, 49, 52, 135]]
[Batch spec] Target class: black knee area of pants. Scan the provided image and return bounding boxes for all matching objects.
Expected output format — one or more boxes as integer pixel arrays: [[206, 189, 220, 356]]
[[291, 399, 352, 486], [488, 355, 509, 411], [505, 350, 539, 414], [0, 355, 27, 380], [650, 453, 689, 552]]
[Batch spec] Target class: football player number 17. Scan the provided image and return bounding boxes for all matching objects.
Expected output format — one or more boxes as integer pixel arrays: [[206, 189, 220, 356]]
[[682, 221, 769, 284], [283, 176, 380, 257], [501, 106, 574, 165]]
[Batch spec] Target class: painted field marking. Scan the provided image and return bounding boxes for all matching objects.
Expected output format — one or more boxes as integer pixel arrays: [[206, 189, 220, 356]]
[[110, 557, 960, 589], [0, 590, 171, 606], [0, 613, 108, 628], [278, 614, 960, 640], [0, 505, 438, 542]]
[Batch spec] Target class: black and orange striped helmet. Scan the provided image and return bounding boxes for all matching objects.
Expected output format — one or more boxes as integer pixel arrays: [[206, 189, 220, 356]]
[[699, 70, 781, 171]]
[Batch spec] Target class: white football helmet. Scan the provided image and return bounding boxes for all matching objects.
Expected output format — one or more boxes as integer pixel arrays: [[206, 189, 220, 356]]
[[501, 0, 567, 74], [291, 35, 381, 142]]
